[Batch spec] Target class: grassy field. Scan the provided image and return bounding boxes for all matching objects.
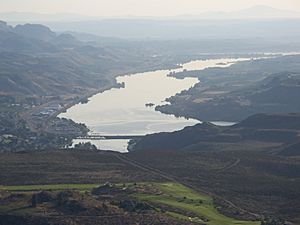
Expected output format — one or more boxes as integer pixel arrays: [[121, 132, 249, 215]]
[[136, 183, 260, 225], [1, 182, 260, 224], [0, 183, 101, 192], [2, 149, 298, 223]]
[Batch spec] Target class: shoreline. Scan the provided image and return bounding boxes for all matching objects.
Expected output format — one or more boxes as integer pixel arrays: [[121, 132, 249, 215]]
[[32, 52, 294, 138], [48, 52, 286, 124], [21, 61, 183, 135]]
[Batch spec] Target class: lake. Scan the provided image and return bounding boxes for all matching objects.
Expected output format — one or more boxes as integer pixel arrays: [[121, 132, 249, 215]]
[[60, 58, 250, 152]]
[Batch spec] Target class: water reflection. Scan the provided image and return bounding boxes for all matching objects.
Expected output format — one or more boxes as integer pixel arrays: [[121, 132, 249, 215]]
[[61, 58, 248, 152]]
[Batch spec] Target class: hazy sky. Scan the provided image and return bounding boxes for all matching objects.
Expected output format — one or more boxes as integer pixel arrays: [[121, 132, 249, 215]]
[[0, 0, 300, 17]]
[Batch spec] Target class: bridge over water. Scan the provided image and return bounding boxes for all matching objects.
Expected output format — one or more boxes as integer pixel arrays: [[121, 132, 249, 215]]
[[76, 135, 145, 140]]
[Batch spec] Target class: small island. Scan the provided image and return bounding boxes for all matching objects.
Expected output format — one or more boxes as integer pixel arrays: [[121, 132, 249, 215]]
[[145, 102, 155, 107], [216, 62, 228, 66]]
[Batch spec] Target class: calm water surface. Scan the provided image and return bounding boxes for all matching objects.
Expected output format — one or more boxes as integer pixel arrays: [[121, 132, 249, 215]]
[[60, 58, 249, 152]]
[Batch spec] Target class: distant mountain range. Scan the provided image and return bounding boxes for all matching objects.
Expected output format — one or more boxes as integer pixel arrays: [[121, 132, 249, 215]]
[[175, 5, 300, 20], [1, 5, 299, 23], [0, 21, 167, 96], [1, 19, 300, 98], [1, 6, 299, 40]]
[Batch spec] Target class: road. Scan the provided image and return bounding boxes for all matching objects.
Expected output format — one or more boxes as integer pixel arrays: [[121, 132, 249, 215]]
[[76, 135, 145, 140]]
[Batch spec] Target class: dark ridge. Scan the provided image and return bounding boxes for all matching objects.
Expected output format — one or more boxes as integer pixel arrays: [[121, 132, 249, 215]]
[[233, 113, 300, 130]]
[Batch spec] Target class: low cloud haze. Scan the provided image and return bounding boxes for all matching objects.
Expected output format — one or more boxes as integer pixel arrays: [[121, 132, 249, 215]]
[[0, 0, 299, 17]]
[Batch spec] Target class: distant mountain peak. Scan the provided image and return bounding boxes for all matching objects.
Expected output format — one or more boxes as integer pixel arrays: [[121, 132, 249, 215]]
[[246, 4, 278, 10], [14, 23, 56, 41], [0, 5, 299, 23], [0, 20, 13, 31], [237, 4, 300, 16]]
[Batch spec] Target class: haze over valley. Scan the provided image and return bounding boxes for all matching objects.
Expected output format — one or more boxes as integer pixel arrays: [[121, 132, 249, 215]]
[[0, 1, 300, 225]]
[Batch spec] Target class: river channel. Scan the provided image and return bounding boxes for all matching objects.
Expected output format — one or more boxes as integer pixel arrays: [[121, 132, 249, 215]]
[[60, 58, 250, 152]]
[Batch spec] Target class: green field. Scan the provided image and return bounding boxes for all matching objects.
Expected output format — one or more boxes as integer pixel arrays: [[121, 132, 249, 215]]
[[0, 182, 260, 224], [0, 183, 100, 192], [136, 183, 260, 225]]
